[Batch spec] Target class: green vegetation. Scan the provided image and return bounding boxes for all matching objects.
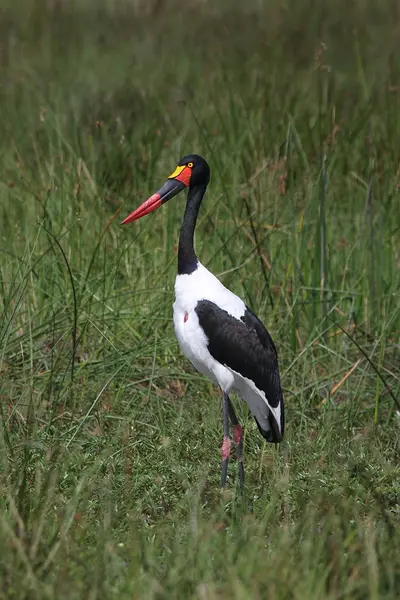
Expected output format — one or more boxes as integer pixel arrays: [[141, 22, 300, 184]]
[[0, 0, 399, 598]]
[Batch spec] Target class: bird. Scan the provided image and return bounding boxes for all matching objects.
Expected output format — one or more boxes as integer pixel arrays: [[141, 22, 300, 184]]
[[121, 154, 284, 489]]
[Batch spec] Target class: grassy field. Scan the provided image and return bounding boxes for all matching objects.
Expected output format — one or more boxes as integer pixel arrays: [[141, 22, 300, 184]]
[[0, 0, 399, 598]]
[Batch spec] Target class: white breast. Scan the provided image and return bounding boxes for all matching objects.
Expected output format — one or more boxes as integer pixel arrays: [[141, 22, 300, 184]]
[[173, 262, 245, 391], [174, 262, 245, 317]]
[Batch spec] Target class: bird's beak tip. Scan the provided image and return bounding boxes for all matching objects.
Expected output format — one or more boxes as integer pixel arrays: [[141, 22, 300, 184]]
[[120, 172, 188, 226]]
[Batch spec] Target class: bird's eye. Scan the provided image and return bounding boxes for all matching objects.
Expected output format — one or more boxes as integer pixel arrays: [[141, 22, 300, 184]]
[[187, 162, 194, 168]]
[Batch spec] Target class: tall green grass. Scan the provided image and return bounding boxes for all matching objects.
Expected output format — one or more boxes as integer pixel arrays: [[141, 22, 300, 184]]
[[0, 0, 399, 598]]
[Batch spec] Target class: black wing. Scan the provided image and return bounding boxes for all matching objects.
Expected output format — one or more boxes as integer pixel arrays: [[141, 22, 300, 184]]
[[195, 300, 284, 442]]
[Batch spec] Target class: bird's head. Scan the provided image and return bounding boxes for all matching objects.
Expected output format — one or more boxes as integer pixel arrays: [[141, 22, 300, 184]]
[[121, 154, 210, 225]]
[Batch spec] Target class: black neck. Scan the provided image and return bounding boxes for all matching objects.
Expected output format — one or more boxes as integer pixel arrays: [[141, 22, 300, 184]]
[[178, 183, 207, 275]]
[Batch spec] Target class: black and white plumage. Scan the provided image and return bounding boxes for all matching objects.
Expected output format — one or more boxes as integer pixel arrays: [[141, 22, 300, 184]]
[[122, 154, 285, 489]]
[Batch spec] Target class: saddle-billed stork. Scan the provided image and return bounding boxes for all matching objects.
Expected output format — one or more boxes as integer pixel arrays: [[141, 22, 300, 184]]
[[121, 154, 285, 489]]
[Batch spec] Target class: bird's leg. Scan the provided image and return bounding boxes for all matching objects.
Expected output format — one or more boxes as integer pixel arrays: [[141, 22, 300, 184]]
[[227, 397, 245, 490], [220, 391, 231, 488]]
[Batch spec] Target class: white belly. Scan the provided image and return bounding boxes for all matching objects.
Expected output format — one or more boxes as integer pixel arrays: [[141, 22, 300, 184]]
[[172, 262, 245, 392], [173, 300, 234, 391]]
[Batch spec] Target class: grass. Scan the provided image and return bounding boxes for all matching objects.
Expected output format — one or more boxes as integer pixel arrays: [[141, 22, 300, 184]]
[[0, 0, 399, 598]]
